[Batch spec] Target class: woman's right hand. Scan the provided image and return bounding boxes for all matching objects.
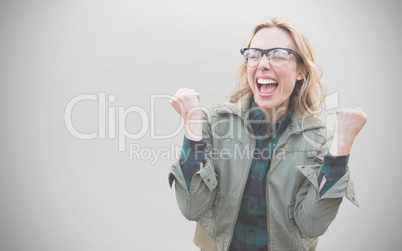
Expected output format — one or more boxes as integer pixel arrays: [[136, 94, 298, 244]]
[[170, 88, 203, 141]]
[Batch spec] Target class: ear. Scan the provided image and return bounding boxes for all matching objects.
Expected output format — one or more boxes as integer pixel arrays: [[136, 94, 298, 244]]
[[296, 67, 306, 81]]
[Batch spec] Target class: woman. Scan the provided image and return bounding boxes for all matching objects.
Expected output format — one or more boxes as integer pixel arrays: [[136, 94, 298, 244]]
[[169, 18, 367, 251]]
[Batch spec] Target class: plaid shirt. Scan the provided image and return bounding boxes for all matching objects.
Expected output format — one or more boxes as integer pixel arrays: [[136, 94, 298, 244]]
[[179, 97, 348, 250]]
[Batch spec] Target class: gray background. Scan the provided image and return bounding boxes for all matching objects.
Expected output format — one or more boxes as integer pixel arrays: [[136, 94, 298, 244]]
[[0, 0, 400, 250]]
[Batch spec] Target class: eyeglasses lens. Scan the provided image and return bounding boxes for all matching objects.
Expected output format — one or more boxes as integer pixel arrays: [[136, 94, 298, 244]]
[[244, 49, 289, 67]]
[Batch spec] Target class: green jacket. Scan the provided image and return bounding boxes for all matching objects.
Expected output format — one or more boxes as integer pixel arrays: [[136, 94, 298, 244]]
[[169, 92, 358, 251]]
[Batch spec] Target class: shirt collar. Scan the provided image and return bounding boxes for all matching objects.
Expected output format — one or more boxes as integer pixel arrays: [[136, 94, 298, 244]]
[[248, 95, 293, 138]]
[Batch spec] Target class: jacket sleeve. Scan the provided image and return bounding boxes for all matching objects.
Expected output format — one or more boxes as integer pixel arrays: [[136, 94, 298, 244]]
[[293, 131, 359, 238], [179, 135, 206, 191], [318, 153, 349, 197], [168, 108, 218, 221]]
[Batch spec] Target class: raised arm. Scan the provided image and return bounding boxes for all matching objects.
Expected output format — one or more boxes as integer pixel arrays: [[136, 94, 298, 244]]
[[168, 88, 218, 221], [318, 107, 368, 191], [294, 107, 367, 238]]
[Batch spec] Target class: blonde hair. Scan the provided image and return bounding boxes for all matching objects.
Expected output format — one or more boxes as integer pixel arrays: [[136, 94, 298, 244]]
[[229, 18, 326, 117]]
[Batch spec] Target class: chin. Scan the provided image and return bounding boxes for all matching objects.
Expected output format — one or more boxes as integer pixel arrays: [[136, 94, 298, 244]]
[[255, 95, 290, 118]]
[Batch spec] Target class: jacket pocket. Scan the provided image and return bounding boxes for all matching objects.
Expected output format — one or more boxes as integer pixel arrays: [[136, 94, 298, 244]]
[[288, 201, 319, 251], [200, 209, 215, 234], [199, 191, 220, 236], [288, 201, 304, 250]]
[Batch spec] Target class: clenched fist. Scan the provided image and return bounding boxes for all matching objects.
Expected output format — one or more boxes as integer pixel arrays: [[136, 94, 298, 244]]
[[330, 107, 368, 156], [170, 88, 203, 141]]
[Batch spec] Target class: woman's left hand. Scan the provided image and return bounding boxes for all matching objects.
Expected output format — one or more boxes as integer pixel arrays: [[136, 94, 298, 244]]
[[329, 107, 367, 156]]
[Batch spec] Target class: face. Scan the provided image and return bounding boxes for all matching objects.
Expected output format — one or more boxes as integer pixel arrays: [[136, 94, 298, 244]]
[[247, 27, 303, 119]]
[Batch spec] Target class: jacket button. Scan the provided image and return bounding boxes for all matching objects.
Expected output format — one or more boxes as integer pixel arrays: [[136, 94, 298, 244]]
[[207, 179, 211, 182]]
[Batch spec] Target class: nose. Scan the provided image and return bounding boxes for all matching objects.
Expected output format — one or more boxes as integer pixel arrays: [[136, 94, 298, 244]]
[[257, 54, 271, 71]]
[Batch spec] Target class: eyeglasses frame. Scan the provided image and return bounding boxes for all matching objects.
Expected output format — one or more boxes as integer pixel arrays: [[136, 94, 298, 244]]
[[240, 47, 304, 67]]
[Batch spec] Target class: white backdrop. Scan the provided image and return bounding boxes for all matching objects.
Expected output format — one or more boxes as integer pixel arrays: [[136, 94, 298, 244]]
[[0, 0, 400, 250]]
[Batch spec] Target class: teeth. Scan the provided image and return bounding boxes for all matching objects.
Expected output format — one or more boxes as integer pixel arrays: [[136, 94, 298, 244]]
[[257, 78, 278, 84]]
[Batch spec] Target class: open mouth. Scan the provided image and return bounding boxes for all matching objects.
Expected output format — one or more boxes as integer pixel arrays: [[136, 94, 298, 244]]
[[256, 78, 278, 96]]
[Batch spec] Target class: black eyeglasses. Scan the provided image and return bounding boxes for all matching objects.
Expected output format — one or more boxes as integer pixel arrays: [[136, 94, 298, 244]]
[[240, 47, 303, 67]]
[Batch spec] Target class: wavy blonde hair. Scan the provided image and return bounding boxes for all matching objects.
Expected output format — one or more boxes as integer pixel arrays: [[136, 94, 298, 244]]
[[229, 18, 326, 117]]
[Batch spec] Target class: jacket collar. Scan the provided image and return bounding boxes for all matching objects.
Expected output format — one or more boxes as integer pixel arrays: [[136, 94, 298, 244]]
[[249, 96, 293, 138]]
